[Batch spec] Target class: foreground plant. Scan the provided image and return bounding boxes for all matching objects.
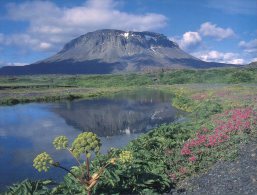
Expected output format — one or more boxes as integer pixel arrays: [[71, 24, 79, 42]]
[[165, 106, 257, 182], [33, 132, 133, 195]]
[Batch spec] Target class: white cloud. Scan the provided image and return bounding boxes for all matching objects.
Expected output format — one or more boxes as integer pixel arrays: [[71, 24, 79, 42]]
[[2, 33, 53, 51], [4, 0, 167, 52], [8, 62, 28, 66], [170, 31, 202, 51], [251, 58, 257, 62], [171, 22, 236, 51], [39, 42, 52, 50], [239, 39, 257, 53], [228, 58, 245, 64], [193, 50, 245, 64], [0, 61, 28, 67], [179, 31, 202, 50], [199, 22, 235, 40]]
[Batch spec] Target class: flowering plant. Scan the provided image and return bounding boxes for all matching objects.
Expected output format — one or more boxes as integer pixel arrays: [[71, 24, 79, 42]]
[[33, 132, 133, 195]]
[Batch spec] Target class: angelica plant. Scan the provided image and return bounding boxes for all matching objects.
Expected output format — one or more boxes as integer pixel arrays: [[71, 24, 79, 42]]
[[33, 132, 133, 195], [33, 152, 53, 172]]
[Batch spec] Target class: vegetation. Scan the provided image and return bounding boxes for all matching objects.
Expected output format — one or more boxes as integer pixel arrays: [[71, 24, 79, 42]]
[[0, 67, 256, 88], [3, 66, 257, 194], [0, 67, 256, 105], [31, 132, 134, 195]]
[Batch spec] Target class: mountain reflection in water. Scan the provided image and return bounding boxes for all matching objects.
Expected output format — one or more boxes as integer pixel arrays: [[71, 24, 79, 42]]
[[52, 89, 180, 136]]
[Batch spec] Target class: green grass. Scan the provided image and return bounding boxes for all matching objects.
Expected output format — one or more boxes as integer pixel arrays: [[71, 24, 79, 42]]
[[0, 67, 256, 105], [0, 67, 256, 88]]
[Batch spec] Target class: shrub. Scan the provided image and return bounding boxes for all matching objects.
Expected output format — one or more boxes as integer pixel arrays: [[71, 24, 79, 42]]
[[228, 71, 254, 83], [194, 100, 223, 118]]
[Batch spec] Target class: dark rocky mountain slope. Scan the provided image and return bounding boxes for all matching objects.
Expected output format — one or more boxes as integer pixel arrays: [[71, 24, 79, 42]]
[[0, 29, 234, 75]]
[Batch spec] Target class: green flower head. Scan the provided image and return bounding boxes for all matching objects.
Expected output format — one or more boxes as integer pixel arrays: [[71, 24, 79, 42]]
[[53, 136, 69, 150], [71, 132, 101, 158], [119, 150, 133, 164], [33, 152, 54, 172]]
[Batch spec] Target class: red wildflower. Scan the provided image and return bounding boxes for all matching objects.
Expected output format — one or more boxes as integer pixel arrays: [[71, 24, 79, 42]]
[[181, 144, 191, 155], [189, 155, 197, 162]]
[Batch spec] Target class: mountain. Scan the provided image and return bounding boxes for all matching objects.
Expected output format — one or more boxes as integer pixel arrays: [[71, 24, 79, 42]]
[[247, 61, 257, 68], [0, 29, 234, 75]]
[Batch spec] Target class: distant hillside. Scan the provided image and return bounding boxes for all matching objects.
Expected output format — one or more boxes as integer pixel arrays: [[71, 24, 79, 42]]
[[0, 29, 235, 75], [247, 61, 257, 68]]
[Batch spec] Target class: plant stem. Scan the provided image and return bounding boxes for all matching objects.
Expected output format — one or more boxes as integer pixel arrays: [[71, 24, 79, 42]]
[[86, 157, 90, 195], [66, 148, 84, 179], [51, 163, 77, 179]]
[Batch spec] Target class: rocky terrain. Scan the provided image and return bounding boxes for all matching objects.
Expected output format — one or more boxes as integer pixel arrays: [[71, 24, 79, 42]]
[[0, 29, 234, 75], [172, 138, 257, 195]]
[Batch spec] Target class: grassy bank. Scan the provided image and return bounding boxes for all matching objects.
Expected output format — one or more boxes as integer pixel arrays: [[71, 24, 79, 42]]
[[1, 67, 257, 87], [0, 86, 136, 105], [0, 67, 256, 105]]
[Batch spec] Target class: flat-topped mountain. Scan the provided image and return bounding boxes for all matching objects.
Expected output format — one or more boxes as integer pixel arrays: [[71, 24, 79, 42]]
[[0, 29, 234, 75]]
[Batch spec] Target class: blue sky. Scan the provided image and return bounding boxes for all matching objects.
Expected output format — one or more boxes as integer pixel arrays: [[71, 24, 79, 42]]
[[0, 0, 256, 67]]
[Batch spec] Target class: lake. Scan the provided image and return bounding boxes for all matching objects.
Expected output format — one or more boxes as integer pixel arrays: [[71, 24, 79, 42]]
[[0, 89, 183, 191]]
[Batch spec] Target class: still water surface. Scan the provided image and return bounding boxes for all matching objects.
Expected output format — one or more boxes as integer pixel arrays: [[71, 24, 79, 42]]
[[0, 89, 182, 191]]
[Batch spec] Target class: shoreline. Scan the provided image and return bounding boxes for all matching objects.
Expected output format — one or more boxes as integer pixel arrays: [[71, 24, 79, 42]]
[[0, 86, 136, 106]]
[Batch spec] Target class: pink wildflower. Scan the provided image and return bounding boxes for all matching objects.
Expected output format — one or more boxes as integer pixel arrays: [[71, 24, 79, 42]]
[[189, 155, 197, 162], [179, 167, 188, 175], [181, 144, 191, 155], [170, 173, 176, 180]]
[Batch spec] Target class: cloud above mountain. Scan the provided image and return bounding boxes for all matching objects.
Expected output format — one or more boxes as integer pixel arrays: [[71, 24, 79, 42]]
[[193, 50, 244, 64], [0, 0, 255, 67], [3, 0, 167, 52], [172, 22, 235, 51], [178, 32, 202, 50], [169, 21, 257, 64], [199, 22, 235, 40]]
